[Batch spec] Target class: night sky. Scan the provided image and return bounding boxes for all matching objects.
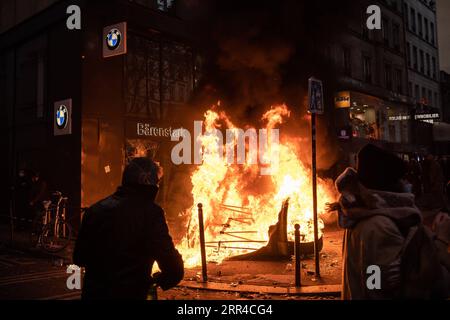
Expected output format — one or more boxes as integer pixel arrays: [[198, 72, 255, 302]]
[[437, 0, 450, 73]]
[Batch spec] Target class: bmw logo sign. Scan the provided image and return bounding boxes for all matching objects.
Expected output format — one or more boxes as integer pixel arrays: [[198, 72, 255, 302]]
[[56, 105, 68, 129], [106, 28, 121, 50]]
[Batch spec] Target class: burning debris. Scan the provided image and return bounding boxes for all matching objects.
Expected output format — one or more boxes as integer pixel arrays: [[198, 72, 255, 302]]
[[227, 199, 323, 261], [176, 104, 335, 267]]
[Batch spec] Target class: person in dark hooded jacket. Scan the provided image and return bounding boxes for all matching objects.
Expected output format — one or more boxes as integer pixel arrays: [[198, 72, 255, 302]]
[[73, 157, 184, 299], [336, 144, 450, 299]]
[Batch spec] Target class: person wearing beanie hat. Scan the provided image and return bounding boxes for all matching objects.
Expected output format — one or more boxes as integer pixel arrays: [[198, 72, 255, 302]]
[[121, 157, 164, 188], [356, 144, 408, 193], [73, 158, 184, 300], [335, 144, 450, 300]]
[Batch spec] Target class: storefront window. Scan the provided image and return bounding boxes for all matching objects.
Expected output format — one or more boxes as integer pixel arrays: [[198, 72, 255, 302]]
[[386, 106, 410, 143], [339, 91, 411, 144], [124, 34, 194, 119], [349, 106, 378, 139], [125, 139, 160, 164]]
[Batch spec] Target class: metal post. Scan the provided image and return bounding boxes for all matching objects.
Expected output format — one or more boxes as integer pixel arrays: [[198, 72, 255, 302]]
[[197, 203, 208, 282], [62, 198, 67, 238], [9, 188, 14, 245], [294, 224, 301, 287], [311, 113, 320, 277]]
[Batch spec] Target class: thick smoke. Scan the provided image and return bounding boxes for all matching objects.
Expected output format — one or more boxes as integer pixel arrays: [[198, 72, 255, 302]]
[[166, 0, 359, 234], [177, 0, 358, 170]]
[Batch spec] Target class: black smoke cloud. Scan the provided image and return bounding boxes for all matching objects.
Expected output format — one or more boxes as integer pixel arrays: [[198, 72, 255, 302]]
[[175, 0, 359, 170], [165, 0, 362, 235]]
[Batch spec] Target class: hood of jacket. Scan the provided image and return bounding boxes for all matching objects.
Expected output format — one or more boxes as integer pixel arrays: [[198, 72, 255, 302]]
[[335, 167, 422, 230], [114, 184, 159, 203]]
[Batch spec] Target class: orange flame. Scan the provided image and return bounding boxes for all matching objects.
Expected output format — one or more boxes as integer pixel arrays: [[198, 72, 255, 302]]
[[176, 104, 336, 267]]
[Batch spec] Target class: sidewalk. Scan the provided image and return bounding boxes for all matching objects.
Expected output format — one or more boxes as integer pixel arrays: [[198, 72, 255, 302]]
[[0, 223, 74, 263], [181, 228, 344, 296]]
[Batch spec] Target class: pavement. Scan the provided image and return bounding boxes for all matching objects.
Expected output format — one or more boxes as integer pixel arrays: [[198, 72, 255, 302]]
[[0, 222, 343, 300]]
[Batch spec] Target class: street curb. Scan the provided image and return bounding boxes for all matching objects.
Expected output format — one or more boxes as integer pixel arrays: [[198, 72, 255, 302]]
[[178, 280, 341, 296]]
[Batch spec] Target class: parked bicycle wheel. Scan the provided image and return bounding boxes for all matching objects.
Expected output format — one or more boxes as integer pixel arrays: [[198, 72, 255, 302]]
[[41, 220, 72, 253]]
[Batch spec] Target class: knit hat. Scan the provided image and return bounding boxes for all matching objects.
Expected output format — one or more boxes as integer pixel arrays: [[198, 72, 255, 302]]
[[357, 144, 407, 192], [122, 158, 163, 187]]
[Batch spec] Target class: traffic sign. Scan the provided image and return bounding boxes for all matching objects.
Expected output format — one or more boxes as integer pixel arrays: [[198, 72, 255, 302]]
[[308, 77, 324, 114]]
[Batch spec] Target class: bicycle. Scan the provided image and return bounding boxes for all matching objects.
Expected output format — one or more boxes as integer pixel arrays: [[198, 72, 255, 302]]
[[30, 191, 73, 253]]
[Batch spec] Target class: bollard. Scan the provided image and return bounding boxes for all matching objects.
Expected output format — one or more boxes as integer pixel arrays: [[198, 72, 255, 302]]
[[294, 224, 301, 287], [9, 193, 14, 244], [197, 203, 208, 282]]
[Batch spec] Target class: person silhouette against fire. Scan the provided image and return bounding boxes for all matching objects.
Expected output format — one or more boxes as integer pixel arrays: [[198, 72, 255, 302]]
[[73, 157, 184, 299], [335, 144, 450, 299]]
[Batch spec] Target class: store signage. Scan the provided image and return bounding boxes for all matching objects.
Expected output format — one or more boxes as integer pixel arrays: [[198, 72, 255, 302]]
[[103, 22, 127, 58], [414, 113, 440, 120], [388, 113, 440, 122], [54, 99, 72, 136], [335, 91, 351, 108], [126, 120, 184, 140], [137, 123, 184, 139], [388, 115, 410, 121], [337, 126, 352, 140]]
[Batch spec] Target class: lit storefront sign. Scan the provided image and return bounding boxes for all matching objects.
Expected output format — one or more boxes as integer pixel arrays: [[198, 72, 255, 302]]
[[335, 91, 351, 108], [54, 99, 72, 136], [414, 113, 440, 121], [388, 115, 410, 121], [388, 113, 440, 123], [103, 22, 127, 58]]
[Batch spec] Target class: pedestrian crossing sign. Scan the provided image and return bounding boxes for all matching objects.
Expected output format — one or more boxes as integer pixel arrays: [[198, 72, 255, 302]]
[[308, 77, 324, 114]]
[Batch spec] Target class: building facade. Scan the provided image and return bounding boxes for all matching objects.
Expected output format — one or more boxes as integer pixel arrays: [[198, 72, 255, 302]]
[[0, 0, 198, 229], [403, 0, 441, 117], [441, 71, 450, 123], [331, 0, 422, 165]]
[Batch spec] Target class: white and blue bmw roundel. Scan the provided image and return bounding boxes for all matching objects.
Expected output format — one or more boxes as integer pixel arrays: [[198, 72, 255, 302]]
[[56, 105, 68, 129], [106, 28, 121, 50]]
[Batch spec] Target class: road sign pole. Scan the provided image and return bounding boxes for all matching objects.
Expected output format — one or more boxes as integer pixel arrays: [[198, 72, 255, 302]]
[[311, 112, 320, 278], [307, 77, 323, 278]]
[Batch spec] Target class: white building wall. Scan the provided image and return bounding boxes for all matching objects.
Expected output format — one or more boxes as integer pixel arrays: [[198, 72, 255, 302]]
[[404, 0, 441, 111]]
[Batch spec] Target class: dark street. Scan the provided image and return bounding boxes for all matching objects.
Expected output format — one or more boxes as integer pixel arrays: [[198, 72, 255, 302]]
[[0, 247, 78, 300]]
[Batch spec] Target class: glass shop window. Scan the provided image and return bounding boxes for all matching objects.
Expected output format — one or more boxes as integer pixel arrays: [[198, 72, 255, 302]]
[[125, 139, 160, 164], [349, 105, 378, 139]]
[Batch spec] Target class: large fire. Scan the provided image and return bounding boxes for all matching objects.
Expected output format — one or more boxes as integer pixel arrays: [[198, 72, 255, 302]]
[[176, 104, 336, 267]]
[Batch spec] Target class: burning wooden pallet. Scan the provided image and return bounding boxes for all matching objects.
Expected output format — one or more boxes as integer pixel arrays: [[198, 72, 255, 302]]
[[207, 200, 322, 261]]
